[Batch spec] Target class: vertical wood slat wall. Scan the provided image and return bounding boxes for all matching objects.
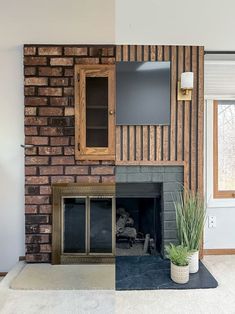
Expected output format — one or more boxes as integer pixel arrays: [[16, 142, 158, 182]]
[[115, 45, 204, 193]]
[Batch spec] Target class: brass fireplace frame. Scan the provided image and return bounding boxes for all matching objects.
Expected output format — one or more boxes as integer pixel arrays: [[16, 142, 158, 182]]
[[52, 183, 115, 264]]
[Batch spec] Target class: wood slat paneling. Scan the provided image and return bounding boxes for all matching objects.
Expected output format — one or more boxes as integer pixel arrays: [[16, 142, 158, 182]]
[[116, 125, 173, 164], [115, 45, 204, 193]]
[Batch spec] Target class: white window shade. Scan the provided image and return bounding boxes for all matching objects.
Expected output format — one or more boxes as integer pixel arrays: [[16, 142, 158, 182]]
[[205, 54, 235, 98]]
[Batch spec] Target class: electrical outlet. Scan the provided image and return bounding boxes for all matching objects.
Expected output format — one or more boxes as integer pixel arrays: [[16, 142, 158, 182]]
[[208, 216, 216, 228]]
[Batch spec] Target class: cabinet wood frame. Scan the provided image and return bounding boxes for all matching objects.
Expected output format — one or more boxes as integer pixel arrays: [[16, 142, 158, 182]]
[[74, 64, 115, 160]]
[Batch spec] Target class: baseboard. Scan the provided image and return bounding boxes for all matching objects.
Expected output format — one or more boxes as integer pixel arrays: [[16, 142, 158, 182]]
[[0, 272, 7, 276], [19, 256, 26, 261], [204, 249, 235, 255]]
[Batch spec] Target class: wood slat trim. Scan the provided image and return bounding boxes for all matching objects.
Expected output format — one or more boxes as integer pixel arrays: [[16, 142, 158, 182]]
[[123, 45, 128, 61], [144, 46, 149, 61], [122, 126, 128, 161], [204, 249, 235, 255], [170, 46, 176, 161], [137, 45, 142, 61], [142, 126, 148, 161], [116, 45, 121, 62], [198, 46, 204, 194], [183, 46, 191, 190], [149, 126, 155, 161], [116, 161, 184, 166], [130, 45, 135, 61], [191, 46, 198, 192], [0, 272, 7, 277], [136, 126, 141, 161], [177, 46, 184, 162], [156, 126, 161, 161], [163, 125, 169, 160], [164, 46, 170, 61], [157, 46, 163, 61], [150, 45, 156, 61], [116, 126, 121, 162], [129, 126, 135, 161]]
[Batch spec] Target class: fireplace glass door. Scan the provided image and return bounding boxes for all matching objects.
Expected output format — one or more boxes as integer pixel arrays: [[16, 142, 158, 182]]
[[62, 196, 114, 256]]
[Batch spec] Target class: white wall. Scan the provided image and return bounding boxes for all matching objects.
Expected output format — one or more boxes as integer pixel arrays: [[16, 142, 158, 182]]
[[116, 0, 235, 50], [0, 0, 115, 272]]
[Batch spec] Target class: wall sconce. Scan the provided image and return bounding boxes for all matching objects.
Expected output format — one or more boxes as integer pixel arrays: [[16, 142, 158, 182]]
[[177, 72, 194, 101]]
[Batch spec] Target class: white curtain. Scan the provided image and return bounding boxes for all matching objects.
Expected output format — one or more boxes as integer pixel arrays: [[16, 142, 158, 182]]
[[205, 54, 235, 98]]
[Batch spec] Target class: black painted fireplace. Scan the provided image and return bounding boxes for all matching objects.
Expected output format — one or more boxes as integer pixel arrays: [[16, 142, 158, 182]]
[[116, 166, 184, 256], [116, 183, 162, 256]]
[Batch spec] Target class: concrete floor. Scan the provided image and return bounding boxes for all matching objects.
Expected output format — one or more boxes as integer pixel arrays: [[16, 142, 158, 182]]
[[0, 256, 235, 314]]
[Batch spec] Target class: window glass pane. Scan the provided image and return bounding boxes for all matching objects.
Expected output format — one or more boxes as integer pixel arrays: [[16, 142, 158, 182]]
[[86, 77, 108, 147], [218, 101, 235, 190], [90, 198, 113, 253], [63, 198, 86, 253]]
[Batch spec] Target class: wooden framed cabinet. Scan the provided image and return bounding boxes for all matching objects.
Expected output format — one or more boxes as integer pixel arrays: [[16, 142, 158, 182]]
[[74, 64, 115, 160]]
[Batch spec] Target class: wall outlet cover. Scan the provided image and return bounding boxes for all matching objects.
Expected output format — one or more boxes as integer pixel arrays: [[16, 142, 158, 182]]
[[208, 216, 216, 228]]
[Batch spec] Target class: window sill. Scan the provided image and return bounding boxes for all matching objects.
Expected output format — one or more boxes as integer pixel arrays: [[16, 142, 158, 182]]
[[207, 198, 235, 209]]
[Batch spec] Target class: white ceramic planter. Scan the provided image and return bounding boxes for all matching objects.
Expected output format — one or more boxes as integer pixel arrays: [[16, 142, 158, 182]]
[[189, 250, 199, 273], [171, 262, 189, 284]]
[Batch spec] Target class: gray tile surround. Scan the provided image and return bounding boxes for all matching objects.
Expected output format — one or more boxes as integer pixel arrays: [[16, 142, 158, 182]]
[[116, 166, 184, 255]]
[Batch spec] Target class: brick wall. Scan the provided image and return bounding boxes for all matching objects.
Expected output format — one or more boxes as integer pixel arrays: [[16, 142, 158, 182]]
[[24, 45, 115, 262]]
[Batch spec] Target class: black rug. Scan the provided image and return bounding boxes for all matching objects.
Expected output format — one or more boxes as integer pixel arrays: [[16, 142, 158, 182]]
[[116, 256, 218, 290]]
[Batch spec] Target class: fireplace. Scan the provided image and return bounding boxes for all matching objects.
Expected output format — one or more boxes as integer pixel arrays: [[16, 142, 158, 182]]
[[52, 183, 115, 264], [116, 183, 162, 256], [116, 166, 184, 256], [51, 167, 183, 264]]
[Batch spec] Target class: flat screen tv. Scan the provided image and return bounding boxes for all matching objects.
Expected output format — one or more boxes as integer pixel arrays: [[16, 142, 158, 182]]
[[116, 61, 171, 125]]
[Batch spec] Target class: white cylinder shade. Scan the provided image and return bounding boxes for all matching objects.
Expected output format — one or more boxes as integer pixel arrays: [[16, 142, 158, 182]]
[[181, 72, 194, 89]]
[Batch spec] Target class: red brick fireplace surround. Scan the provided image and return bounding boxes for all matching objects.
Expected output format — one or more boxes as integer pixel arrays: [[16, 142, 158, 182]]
[[24, 45, 115, 262]]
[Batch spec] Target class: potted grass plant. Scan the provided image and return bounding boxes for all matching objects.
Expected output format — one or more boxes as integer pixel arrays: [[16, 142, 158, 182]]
[[174, 188, 205, 273], [165, 243, 189, 284]]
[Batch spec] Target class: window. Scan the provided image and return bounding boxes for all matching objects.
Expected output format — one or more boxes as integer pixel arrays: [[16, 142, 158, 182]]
[[214, 100, 235, 198]]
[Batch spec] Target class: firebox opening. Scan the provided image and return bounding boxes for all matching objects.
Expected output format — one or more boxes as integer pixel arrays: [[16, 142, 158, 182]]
[[116, 183, 162, 257]]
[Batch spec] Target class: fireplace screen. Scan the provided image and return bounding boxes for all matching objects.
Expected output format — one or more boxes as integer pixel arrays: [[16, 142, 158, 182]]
[[62, 196, 114, 256], [63, 198, 86, 253], [52, 184, 115, 264]]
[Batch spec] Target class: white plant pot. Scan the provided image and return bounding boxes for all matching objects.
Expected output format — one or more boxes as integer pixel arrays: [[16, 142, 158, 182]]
[[189, 250, 199, 273], [171, 262, 189, 284]]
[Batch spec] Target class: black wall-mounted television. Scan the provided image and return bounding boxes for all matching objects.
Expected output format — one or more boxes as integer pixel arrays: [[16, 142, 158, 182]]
[[116, 61, 171, 125]]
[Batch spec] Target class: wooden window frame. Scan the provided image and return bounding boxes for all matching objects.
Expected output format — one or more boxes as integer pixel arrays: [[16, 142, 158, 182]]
[[74, 64, 115, 161], [213, 100, 235, 198]]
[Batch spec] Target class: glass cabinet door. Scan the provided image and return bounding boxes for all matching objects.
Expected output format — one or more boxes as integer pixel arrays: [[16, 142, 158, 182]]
[[86, 77, 109, 148], [75, 65, 115, 160]]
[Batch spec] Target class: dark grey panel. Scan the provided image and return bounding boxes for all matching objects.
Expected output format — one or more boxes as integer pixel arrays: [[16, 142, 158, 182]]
[[116, 62, 171, 125]]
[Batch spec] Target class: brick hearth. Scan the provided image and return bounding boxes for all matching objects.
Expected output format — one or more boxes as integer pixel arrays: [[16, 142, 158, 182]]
[[24, 45, 115, 262]]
